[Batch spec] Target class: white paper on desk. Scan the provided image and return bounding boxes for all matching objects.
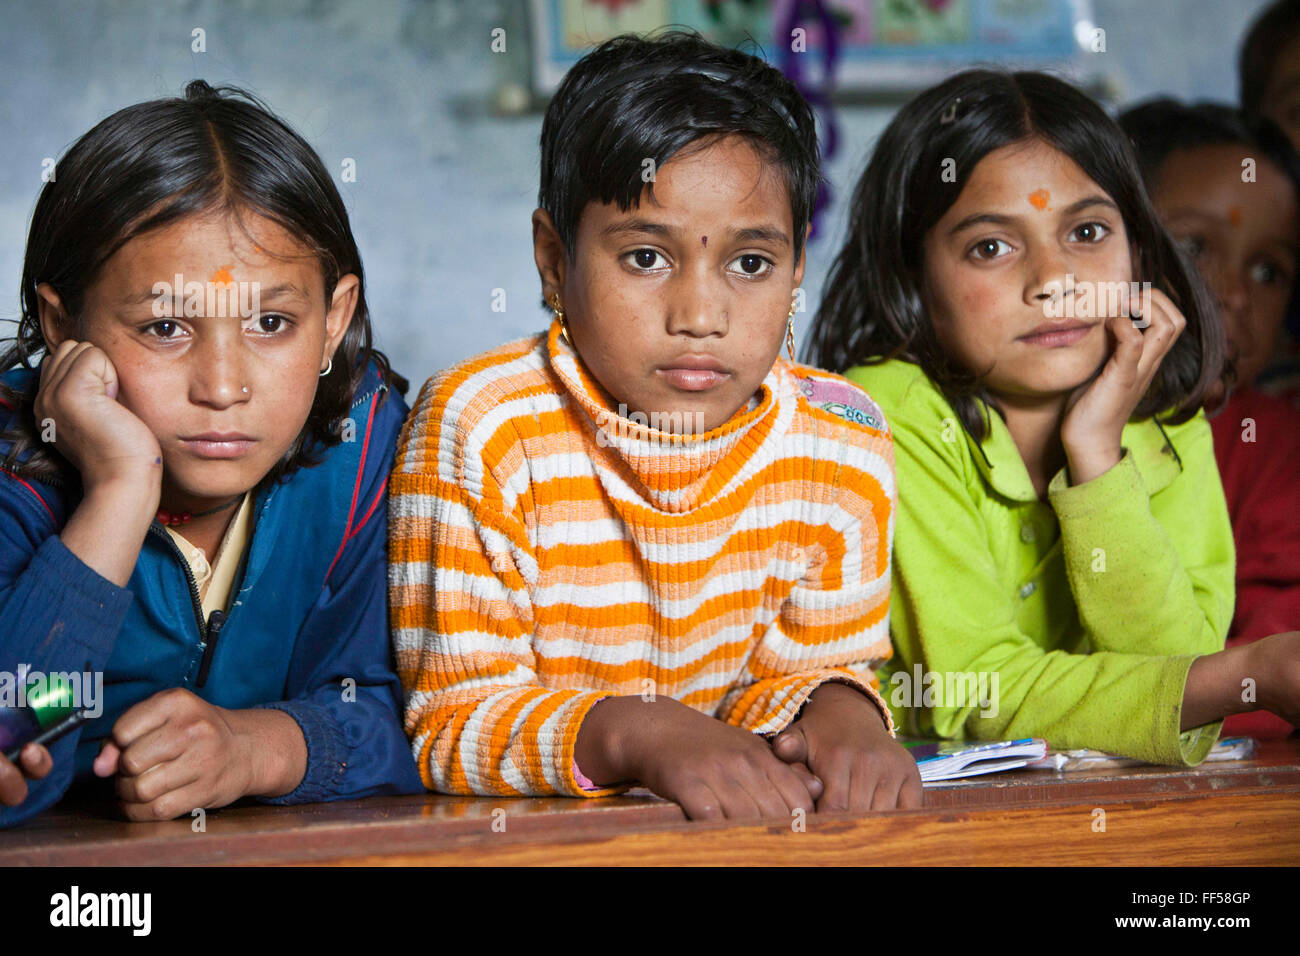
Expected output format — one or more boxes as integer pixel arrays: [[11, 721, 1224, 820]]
[[1027, 736, 1258, 771]]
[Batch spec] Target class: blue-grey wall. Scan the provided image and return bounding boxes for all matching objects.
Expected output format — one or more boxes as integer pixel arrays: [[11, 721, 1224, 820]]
[[0, 0, 1273, 387]]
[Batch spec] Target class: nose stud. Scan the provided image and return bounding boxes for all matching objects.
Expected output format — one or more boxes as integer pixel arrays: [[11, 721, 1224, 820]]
[[241, 386, 249, 394]]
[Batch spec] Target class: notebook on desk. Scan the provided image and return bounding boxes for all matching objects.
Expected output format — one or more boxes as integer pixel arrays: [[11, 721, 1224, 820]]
[[903, 738, 1049, 783]]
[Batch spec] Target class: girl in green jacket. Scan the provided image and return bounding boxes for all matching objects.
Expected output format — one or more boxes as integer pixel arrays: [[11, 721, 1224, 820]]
[[806, 70, 1299, 764]]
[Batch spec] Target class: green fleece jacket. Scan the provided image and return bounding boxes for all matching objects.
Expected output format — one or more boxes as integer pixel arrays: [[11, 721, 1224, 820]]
[[847, 359, 1234, 765]]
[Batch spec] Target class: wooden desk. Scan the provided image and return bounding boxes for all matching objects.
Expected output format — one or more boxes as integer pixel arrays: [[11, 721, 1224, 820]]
[[4, 739, 1298, 866]]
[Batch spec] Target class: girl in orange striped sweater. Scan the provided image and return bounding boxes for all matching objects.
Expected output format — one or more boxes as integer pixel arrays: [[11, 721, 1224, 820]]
[[389, 32, 921, 820]]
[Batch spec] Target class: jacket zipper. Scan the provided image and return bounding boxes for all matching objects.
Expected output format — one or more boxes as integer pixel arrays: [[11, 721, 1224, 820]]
[[147, 524, 222, 687], [195, 609, 226, 687]]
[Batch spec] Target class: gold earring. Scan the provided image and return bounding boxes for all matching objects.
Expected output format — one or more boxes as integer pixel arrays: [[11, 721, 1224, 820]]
[[785, 298, 797, 361], [550, 292, 572, 345]]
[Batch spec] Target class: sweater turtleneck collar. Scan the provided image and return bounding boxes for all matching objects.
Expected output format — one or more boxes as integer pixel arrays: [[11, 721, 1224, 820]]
[[545, 315, 787, 513]]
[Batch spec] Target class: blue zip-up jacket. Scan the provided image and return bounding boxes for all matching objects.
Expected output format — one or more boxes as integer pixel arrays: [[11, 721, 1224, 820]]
[[0, 360, 423, 828]]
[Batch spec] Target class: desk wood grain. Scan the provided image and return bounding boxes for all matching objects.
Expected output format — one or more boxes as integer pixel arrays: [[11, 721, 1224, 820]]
[[4, 739, 1298, 866]]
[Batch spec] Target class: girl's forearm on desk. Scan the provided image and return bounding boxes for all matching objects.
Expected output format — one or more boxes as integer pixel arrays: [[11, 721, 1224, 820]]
[[573, 695, 652, 786], [1180, 635, 1299, 730]]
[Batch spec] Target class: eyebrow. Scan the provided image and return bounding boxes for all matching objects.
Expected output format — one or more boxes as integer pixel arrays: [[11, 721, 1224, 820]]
[[1164, 208, 1300, 249], [1269, 74, 1300, 100], [1264, 236, 1300, 257], [948, 195, 1121, 235], [119, 281, 313, 308], [119, 288, 169, 306], [254, 283, 313, 303], [599, 218, 681, 240], [599, 218, 790, 245], [732, 225, 791, 246]]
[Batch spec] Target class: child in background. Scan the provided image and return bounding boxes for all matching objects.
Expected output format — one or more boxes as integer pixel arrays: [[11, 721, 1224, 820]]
[[0, 82, 422, 827], [1120, 100, 1299, 737], [390, 32, 920, 820], [807, 70, 1300, 764], [1240, 0, 1300, 153], [1239, 0, 1300, 398]]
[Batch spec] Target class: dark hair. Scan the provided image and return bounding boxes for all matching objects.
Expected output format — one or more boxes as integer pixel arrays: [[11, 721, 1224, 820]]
[[538, 29, 821, 264], [1240, 0, 1300, 117], [1118, 99, 1300, 194], [1, 80, 407, 484], [807, 69, 1224, 441]]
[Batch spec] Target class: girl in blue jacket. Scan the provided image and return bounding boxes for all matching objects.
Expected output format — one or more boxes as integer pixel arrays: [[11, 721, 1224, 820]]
[[0, 81, 423, 827]]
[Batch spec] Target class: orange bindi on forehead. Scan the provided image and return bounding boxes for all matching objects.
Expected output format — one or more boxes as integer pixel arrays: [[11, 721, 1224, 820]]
[[209, 265, 234, 285], [1028, 189, 1050, 210], [1228, 205, 1243, 227]]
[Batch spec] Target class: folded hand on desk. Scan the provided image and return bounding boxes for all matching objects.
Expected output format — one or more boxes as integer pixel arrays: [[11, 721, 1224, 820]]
[[575, 685, 921, 822], [91, 688, 306, 821], [771, 681, 924, 813], [576, 694, 827, 822]]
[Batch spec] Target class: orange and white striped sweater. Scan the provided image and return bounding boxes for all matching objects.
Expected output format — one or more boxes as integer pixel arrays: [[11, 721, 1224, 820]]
[[389, 317, 897, 797]]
